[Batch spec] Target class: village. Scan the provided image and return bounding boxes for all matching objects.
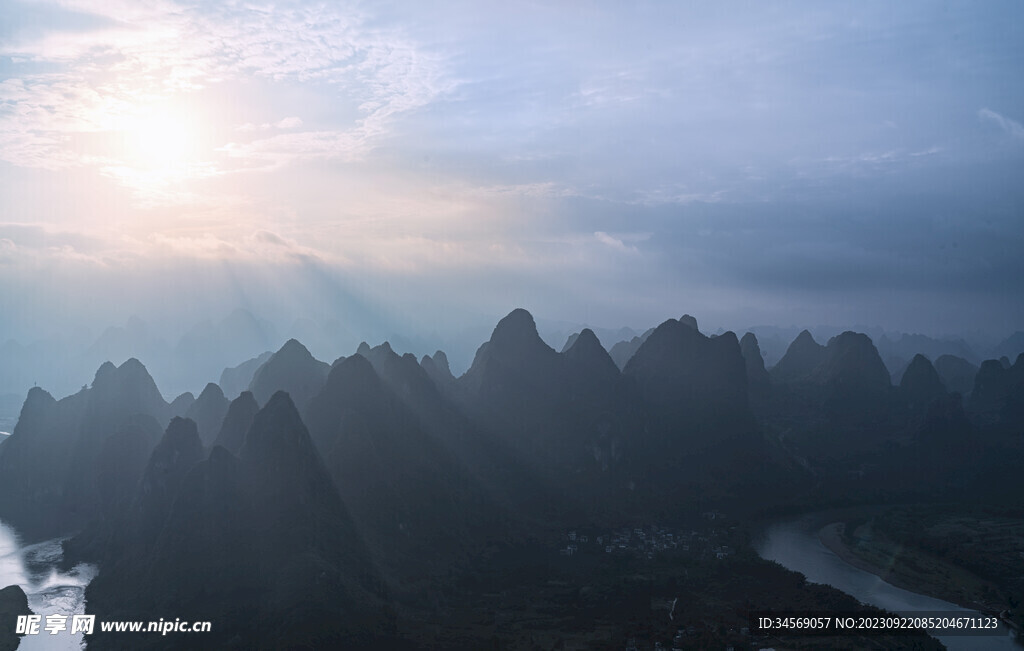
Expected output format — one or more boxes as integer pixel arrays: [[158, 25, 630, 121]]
[[555, 512, 737, 563]]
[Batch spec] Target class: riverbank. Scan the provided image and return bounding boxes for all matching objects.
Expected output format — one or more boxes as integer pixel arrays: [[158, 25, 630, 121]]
[[818, 521, 999, 616]]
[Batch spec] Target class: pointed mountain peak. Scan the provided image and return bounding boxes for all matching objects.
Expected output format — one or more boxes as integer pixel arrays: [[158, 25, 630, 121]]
[[490, 308, 543, 347], [249, 339, 330, 409], [421, 350, 455, 385], [356, 342, 371, 355], [277, 338, 313, 359], [740, 332, 770, 389], [93, 361, 117, 385], [561, 332, 580, 353], [213, 391, 259, 454], [196, 382, 224, 403], [242, 391, 303, 456], [375, 341, 394, 355], [326, 353, 381, 392], [814, 331, 890, 390], [565, 328, 603, 355], [22, 386, 56, 411], [740, 332, 759, 353], [679, 314, 699, 332], [900, 354, 946, 406], [431, 350, 450, 370], [564, 328, 619, 378], [771, 329, 827, 382], [169, 392, 195, 415], [794, 329, 818, 346], [119, 357, 148, 375], [187, 383, 229, 446], [240, 392, 326, 482]]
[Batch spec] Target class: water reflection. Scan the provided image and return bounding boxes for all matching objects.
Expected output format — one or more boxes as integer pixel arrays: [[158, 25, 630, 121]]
[[0, 520, 96, 651]]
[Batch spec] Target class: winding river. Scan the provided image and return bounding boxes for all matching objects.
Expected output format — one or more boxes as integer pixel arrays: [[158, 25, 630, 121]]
[[757, 514, 1019, 650], [0, 520, 96, 651]]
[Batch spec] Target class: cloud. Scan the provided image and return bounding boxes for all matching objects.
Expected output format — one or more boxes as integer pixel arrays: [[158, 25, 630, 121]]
[[978, 108, 1024, 140], [0, 1, 452, 189], [594, 231, 638, 253]]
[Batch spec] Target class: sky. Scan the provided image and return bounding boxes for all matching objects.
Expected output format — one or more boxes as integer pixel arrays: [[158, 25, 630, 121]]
[[1, 0, 1023, 348]]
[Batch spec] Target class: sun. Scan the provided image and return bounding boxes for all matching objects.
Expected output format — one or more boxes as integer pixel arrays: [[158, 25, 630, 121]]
[[101, 102, 218, 194], [123, 107, 198, 168]]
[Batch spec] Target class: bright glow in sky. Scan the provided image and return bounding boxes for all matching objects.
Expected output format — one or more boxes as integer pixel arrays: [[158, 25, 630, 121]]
[[1, 0, 1023, 344]]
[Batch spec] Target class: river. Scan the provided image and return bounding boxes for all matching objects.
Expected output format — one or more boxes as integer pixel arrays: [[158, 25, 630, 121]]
[[757, 513, 1019, 650], [0, 520, 96, 651]]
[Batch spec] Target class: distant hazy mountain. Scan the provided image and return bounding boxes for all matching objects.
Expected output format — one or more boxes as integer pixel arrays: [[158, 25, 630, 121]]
[[934, 354, 979, 396], [770, 330, 827, 383], [607, 327, 654, 370], [212, 390, 259, 454], [991, 331, 1024, 363], [876, 332, 979, 367], [219, 350, 272, 399], [248, 339, 330, 412]]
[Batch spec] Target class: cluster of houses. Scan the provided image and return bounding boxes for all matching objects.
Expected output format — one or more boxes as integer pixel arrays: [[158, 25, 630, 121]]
[[557, 520, 735, 561]]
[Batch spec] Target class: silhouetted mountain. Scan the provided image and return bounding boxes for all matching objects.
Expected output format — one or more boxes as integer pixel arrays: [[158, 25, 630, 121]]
[[560, 328, 632, 487], [62, 360, 171, 526], [608, 328, 653, 370], [969, 360, 1011, 423], [94, 414, 163, 520], [248, 339, 329, 412], [900, 354, 947, 413], [0, 584, 32, 650], [624, 319, 751, 452], [812, 332, 892, 421], [461, 308, 561, 398], [770, 330, 826, 382], [168, 391, 195, 417], [740, 332, 771, 394], [185, 382, 229, 446], [970, 355, 1024, 428], [935, 355, 979, 397], [239, 392, 374, 585], [219, 350, 272, 399], [560, 331, 579, 352], [63, 415, 202, 571], [306, 355, 504, 577], [0, 387, 84, 536], [460, 310, 624, 486], [131, 417, 205, 550], [814, 332, 890, 389], [83, 394, 387, 649], [563, 328, 619, 380], [212, 390, 259, 454], [679, 314, 699, 332], [0, 358, 172, 538], [420, 349, 456, 389]]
